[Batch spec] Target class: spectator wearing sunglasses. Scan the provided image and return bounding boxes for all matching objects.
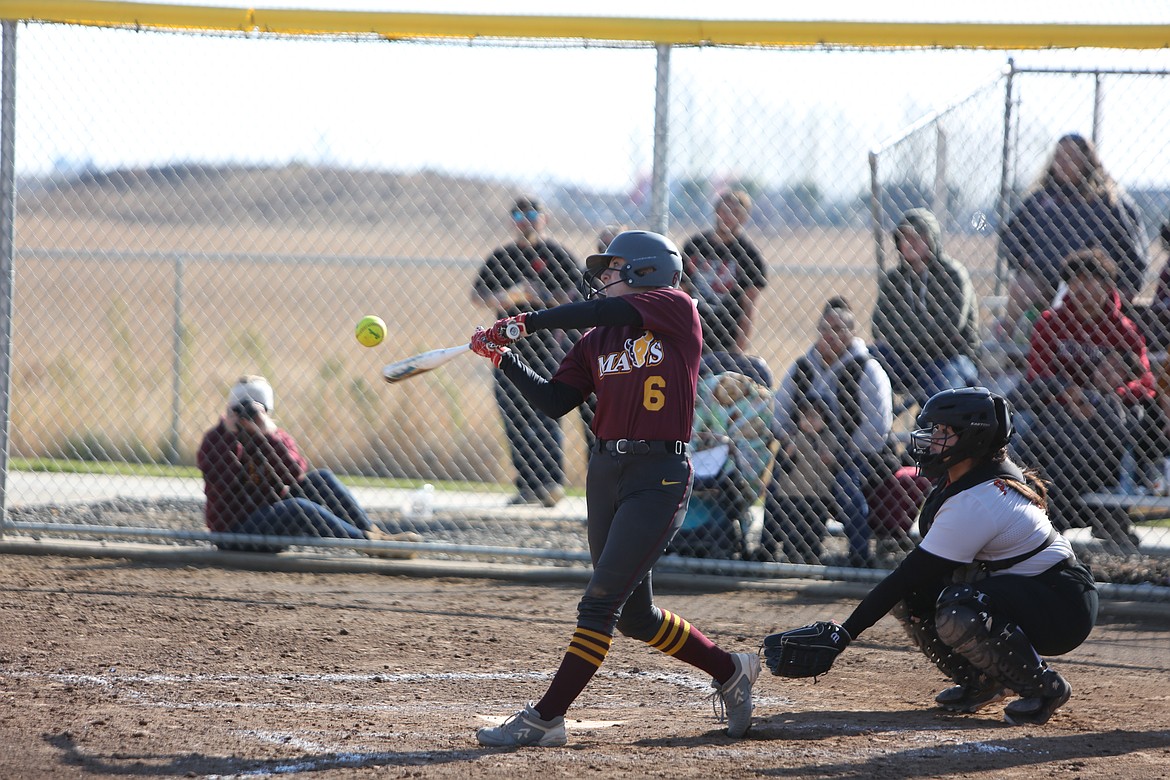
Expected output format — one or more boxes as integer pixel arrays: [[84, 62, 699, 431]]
[[471, 195, 585, 507]]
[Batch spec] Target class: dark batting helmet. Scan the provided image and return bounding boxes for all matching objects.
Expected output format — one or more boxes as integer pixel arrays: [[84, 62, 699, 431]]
[[910, 387, 1013, 479], [583, 230, 683, 299]]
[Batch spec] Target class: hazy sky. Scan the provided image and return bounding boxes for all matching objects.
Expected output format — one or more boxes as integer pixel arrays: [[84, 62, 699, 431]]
[[19, 2, 1170, 197]]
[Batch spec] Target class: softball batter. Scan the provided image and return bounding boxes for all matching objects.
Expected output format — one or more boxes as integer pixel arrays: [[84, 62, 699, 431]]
[[469, 230, 759, 747], [764, 387, 1099, 725]]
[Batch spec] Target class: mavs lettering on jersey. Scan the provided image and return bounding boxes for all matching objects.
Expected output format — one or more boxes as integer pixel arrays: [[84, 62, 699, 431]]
[[597, 331, 665, 375]]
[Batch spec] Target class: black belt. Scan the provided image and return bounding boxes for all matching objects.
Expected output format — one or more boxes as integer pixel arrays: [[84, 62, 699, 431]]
[[595, 438, 688, 456]]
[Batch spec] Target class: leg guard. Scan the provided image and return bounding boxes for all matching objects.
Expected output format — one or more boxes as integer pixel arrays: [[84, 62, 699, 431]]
[[934, 584, 1050, 697], [892, 599, 981, 687]]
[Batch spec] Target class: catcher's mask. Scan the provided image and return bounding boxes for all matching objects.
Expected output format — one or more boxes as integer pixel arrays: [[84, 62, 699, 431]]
[[910, 387, 1013, 479], [582, 230, 683, 299]]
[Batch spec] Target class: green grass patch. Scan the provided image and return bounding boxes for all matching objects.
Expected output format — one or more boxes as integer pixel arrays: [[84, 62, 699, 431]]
[[13, 457, 202, 479], [9, 457, 584, 498]]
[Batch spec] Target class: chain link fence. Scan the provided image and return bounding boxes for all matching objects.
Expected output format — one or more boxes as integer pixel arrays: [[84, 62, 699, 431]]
[[1, 11, 1168, 597]]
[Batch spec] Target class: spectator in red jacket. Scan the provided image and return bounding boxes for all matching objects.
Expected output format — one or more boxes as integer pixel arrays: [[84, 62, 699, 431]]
[[197, 375, 420, 554], [1025, 248, 1153, 407]]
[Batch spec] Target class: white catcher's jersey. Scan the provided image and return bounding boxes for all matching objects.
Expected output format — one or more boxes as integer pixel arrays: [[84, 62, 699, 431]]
[[919, 478, 1074, 577]]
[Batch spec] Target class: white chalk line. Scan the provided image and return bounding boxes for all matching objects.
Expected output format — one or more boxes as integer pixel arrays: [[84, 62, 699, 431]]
[[203, 730, 415, 779], [10, 667, 1019, 779], [4, 666, 798, 708], [3, 669, 552, 686]]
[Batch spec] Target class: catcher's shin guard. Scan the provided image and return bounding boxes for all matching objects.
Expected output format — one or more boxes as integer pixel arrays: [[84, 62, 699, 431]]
[[891, 599, 982, 687], [934, 584, 1050, 697]]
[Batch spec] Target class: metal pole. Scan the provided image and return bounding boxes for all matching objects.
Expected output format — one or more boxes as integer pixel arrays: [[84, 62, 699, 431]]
[[649, 44, 671, 235], [867, 151, 885, 272], [934, 123, 947, 227], [166, 252, 185, 465], [1092, 72, 1103, 146], [0, 22, 17, 537], [995, 58, 1016, 298]]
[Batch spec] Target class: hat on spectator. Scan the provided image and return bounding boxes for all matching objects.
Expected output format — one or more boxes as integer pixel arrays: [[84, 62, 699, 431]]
[[228, 375, 274, 412], [1060, 247, 1118, 284]]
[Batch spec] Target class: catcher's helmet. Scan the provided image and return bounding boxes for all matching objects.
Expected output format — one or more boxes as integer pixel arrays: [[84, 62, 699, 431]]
[[583, 230, 683, 299], [910, 387, 1013, 479]]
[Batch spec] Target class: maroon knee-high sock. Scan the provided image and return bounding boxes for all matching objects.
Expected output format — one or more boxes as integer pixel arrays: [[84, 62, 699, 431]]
[[647, 609, 735, 683], [534, 626, 612, 720]]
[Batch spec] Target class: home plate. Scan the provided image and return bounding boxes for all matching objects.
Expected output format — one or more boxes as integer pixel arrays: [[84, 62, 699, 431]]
[[478, 714, 624, 729]]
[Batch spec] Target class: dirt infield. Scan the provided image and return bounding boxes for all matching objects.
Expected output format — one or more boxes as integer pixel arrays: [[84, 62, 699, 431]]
[[1, 551, 1168, 779]]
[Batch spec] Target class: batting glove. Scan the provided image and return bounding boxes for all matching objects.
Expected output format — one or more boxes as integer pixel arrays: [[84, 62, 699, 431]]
[[470, 327, 510, 368], [486, 313, 529, 345]]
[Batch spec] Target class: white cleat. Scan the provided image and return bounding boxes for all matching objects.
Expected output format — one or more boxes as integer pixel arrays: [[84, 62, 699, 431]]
[[711, 652, 760, 738], [477, 703, 567, 747]]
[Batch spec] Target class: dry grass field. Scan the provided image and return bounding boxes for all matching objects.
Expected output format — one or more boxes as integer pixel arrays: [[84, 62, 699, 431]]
[[11, 167, 1010, 487]]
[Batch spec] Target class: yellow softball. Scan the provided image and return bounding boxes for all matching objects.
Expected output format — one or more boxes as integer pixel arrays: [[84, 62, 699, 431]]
[[355, 315, 386, 348]]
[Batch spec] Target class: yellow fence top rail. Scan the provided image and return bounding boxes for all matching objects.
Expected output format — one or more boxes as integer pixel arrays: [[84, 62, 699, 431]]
[[3, 1, 1170, 50]]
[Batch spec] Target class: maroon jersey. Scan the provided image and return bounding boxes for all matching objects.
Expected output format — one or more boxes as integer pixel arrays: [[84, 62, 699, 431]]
[[553, 287, 701, 441], [196, 421, 307, 532]]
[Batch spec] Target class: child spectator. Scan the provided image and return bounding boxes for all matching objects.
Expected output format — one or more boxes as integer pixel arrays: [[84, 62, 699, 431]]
[[672, 371, 773, 560]]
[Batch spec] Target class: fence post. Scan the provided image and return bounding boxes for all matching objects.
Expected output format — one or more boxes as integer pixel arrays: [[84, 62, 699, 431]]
[[995, 57, 1016, 298], [0, 21, 17, 535], [1092, 71, 1104, 146], [165, 252, 186, 465], [649, 44, 671, 235], [868, 150, 884, 272], [933, 123, 947, 227]]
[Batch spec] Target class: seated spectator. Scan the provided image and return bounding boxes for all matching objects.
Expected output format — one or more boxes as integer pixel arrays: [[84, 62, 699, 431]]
[[671, 371, 774, 560], [694, 371, 775, 487], [1020, 248, 1153, 412], [197, 375, 421, 556], [1015, 353, 1137, 551], [998, 133, 1148, 343], [1014, 249, 1151, 548], [772, 297, 895, 567], [1149, 348, 1170, 489], [872, 208, 980, 410], [759, 397, 834, 565], [865, 465, 931, 557], [1137, 218, 1170, 354], [700, 350, 774, 389]]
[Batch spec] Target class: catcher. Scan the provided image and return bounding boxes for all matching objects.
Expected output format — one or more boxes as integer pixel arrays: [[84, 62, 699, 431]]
[[763, 387, 1098, 726]]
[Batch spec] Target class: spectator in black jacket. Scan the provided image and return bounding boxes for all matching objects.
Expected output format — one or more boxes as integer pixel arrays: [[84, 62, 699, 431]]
[[998, 133, 1147, 341]]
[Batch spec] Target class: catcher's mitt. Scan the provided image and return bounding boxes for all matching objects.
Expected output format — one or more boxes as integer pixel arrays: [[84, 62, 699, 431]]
[[762, 620, 851, 679]]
